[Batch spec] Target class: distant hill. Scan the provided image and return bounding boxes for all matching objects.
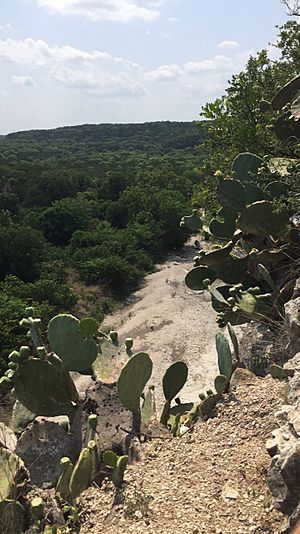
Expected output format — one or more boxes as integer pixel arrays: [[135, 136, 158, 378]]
[[1, 121, 207, 159]]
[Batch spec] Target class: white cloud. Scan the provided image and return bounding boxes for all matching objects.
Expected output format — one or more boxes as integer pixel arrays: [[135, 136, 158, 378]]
[[0, 37, 145, 98], [50, 67, 146, 97], [36, 0, 164, 22], [0, 89, 9, 98], [0, 38, 137, 66], [0, 23, 12, 31], [217, 40, 239, 50], [167, 16, 178, 23], [11, 75, 36, 86]]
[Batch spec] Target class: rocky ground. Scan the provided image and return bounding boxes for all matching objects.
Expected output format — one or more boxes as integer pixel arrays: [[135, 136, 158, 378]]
[[79, 376, 286, 534], [102, 239, 219, 407]]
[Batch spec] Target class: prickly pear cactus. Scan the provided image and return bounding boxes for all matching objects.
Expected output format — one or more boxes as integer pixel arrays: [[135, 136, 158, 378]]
[[141, 385, 157, 426], [160, 361, 188, 426], [216, 333, 232, 379], [180, 209, 203, 231], [217, 179, 246, 211], [162, 361, 188, 402], [69, 443, 94, 499], [237, 200, 288, 237], [14, 359, 73, 416], [232, 152, 263, 182], [0, 500, 24, 534], [209, 208, 237, 239], [118, 352, 153, 414], [48, 314, 98, 372], [102, 451, 128, 488], [56, 457, 73, 502], [92, 337, 125, 384], [214, 374, 228, 396]]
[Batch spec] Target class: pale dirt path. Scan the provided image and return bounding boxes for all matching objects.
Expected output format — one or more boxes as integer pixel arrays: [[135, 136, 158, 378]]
[[103, 240, 219, 407]]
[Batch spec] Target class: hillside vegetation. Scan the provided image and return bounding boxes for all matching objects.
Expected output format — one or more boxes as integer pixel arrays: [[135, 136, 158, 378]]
[[0, 121, 207, 372]]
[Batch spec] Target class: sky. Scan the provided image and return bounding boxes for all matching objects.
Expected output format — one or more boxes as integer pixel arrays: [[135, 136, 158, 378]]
[[0, 0, 291, 134]]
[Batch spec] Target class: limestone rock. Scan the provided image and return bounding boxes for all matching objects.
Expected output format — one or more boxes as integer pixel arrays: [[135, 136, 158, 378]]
[[287, 372, 300, 405], [284, 353, 300, 373], [268, 443, 300, 515], [266, 425, 298, 457], [292, 278, 300, 300], [285, 296, 300, 340], [0, 422, 17, 451], [16, 417, 82, 488], [230, 368, 256, 387]]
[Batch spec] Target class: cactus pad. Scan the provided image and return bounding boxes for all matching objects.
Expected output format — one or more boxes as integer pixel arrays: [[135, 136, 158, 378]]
[[180, 210, 203, 231], [118, 352, 153, 414], [48, 314, 98, 372], [237, 201, 288, 237], [162, 361, 188, 401], [185, 266, 216, 290], [216, 333, 232, 379], [232, 152, 263, 182], [217, 179, 246, 211], [14, 359, 73, 416]]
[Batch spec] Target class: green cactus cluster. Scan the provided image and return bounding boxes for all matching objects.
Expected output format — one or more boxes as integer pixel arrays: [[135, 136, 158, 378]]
[[260, 74, 300, 140], [0, 311, 103, 420], [184, 149, 300, 326]]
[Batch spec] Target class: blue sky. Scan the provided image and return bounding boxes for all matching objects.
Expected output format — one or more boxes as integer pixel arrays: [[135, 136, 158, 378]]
[[0, 0, 290, 134]]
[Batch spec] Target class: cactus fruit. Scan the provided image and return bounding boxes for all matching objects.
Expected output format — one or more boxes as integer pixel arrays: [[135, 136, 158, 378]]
[[20, 311, 43, 348], [216, 333, 232, 379], [30, 497, 44, 521], [217, 179, 246, 211], [118, 352, 153, 418], [160, 361, 188, 426], [125, 338, 133, 350], [56, 457, 73, 502], [0, 500, 24, 534], [109, 331, 118, 343], [232, 152, 264, 182], [180, 209, 203, 231], [14, 359, 73, 416], [87, 414, 98, 442], [214, 375, 228, 396], [48, 314, 98, 372]]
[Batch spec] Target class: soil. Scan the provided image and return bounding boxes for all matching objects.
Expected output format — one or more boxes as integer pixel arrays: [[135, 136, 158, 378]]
[[80, 377, 285, 534], [102, 239, 219, 407]]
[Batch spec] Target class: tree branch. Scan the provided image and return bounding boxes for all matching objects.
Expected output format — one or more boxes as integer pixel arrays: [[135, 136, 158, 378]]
[[281, 0, 300, 16]]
